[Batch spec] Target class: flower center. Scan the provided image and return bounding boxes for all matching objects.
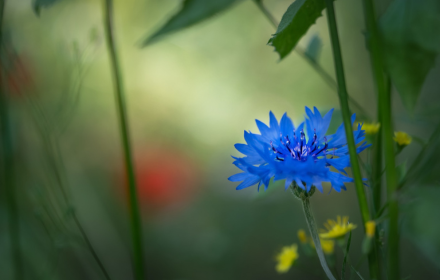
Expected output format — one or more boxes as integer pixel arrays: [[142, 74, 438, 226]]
[[270, 129, 328, 162]]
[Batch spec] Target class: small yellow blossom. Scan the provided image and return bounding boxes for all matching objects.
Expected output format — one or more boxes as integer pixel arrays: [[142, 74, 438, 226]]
[[393, 131, 412, 146], [320, 239, 335, 255], [275, 244, 299, 273], [297, 229, 308, 244], [358, 122, 381, 135], [365, 221, 376, 238], [319, 216, 357, 239]]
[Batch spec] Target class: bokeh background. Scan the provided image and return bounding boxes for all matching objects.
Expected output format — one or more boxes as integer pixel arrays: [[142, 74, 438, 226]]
[[1, 0, 439, 279]]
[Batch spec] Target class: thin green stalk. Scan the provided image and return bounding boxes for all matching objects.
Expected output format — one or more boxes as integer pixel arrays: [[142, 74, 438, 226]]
[[323, 0, 370, 226], [372, 116, 382, 213], [323, 1, 379, 279], [361, 1, 398, 279], [103, 0, 145, 279], [73, 216, 112, 280], [253, 0, 370, 119], [0, 0, 23, 279], [302, 197, 336, 280]]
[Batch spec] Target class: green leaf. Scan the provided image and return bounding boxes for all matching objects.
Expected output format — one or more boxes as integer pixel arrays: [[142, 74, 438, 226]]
[[404, 187, 440, 269], [341, 231, 352, 280], [268, 0, 327, 60], [379, 0, 440, 113], [143, 0, 242, 45], [304, 34, 323, 63], [32, 0, 63, 16]]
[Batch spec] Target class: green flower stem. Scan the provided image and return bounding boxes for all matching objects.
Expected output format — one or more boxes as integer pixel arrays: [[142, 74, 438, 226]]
[[253, 0, 369, 118], [0, 1, 23, 279], [361, 1, 398, 279], [103, 0, 145, 279], [324, 1, 379, 279], [301, 197, 336, 280]]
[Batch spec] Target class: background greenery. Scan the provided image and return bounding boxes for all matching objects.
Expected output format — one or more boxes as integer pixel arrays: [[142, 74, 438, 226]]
[[1, 0, 439, 279]]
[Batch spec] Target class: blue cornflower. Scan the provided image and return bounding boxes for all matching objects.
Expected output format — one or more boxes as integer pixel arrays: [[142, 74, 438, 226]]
[[228, 107, 370, 193]]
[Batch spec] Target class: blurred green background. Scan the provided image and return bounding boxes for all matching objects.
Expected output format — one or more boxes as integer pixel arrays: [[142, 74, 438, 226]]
[[1, 0, 439, 279]]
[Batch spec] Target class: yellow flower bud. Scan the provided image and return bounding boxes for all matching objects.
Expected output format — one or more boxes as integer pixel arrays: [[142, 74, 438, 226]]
[[297, 229, 308, 244], [275, 244, 299, 273], [359, 122, 380, 135], [393, 131, 412, 146], [365, 220, 376, 238]]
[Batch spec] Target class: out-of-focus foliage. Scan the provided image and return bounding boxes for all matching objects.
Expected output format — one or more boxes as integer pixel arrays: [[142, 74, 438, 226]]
[[1, 0, 440, 279], [268, 0, 327, 59], [404, 187, 440, 269], [304, 34, 323, 64], [32, 0, 64, 16], [380, 0, 440, 113], [143, 0, 242, 45], [401, 123, 440, 187]]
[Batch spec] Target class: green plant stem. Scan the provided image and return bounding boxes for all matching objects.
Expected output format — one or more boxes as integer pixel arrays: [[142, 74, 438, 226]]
[[103, 0, 145, 279], [361, 1, 398, 279], [324, 1, 379, 279], [0, 1, 23, 279], [253, 0, 369, 118], [323, 0, 370, 226], [301, 197, 336, 280], [372, 95, 383, 213]]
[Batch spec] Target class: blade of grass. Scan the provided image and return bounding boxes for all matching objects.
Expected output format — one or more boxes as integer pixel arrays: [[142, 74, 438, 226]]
[[361, 1, 398, 279], [341, 231, 352, 280], [323, 1, 379, 279], [351, 265, 366, 280], [102, 0, 145, 279]]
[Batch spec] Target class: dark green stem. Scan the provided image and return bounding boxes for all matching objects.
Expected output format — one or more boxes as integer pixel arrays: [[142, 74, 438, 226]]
[[372, 113, 382, 213], [103, 0, 145, 279], [0, 0, 23, 279], [361, 0, 398, 279], [253, 0, 369, 118], [302, 197, 336, 280], [323, 0, 370, 224], [324, 1, 379, 279]]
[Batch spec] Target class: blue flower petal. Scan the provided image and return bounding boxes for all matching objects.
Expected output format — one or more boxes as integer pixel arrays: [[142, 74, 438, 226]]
[[228, 172, 250, 182], [236, 176, 261, 190], [280, 113, 294, 138]]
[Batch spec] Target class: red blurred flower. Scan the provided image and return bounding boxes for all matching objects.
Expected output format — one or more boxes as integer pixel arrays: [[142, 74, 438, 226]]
[[119, 147, 200, 209]]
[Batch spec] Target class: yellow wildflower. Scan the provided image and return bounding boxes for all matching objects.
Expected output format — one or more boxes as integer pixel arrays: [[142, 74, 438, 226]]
[[297, 229, 308, 244], [359, 122, 380, 135], [275, 244, 299, 273], [320, 238, 335, 254], [365, 221, 376, 238], [393, 131, 412, 146], [319, 216, 357, 239]]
